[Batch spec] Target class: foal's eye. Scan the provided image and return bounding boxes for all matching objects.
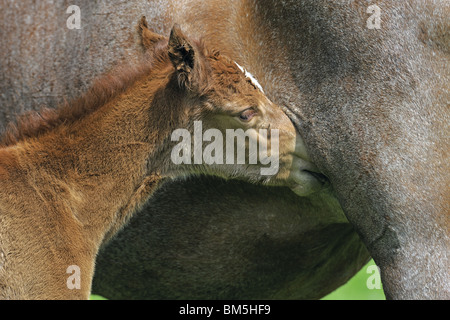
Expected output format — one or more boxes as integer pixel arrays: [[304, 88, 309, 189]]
[[238, 108, 257, 122]]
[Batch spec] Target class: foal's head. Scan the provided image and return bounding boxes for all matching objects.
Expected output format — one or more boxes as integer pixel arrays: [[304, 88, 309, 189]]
[[143, 21, 306, 187]]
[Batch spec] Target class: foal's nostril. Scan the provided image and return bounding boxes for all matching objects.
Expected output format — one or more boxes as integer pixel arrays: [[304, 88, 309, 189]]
[[303, 170, 330, 185]]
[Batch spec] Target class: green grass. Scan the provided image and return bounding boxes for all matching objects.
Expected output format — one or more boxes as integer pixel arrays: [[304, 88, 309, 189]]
[[90, 260, 385, 300], [90, 294, 107, 300], [322, 259, 386, 300]]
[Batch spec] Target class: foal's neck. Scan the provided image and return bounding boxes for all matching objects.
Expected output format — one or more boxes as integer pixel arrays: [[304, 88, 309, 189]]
[[18, 65, 181, 243], [0, 63, 184, 299]]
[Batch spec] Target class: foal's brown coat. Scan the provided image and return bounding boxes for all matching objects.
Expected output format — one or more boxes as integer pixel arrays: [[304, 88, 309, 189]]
[[0, 22, 298, 299]]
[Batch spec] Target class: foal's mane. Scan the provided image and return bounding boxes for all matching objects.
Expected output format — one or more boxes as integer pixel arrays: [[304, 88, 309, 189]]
[[0, 35, 248, 148], [0, 43, 172, 147]]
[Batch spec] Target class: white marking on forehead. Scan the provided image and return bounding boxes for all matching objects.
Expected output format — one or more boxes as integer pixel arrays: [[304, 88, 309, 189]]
[[234, 62, 265, 94]]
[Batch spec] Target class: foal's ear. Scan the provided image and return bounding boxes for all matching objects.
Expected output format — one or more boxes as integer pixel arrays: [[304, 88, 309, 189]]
[[168, 24, 196, 88], [138, 16, 166, 51]]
